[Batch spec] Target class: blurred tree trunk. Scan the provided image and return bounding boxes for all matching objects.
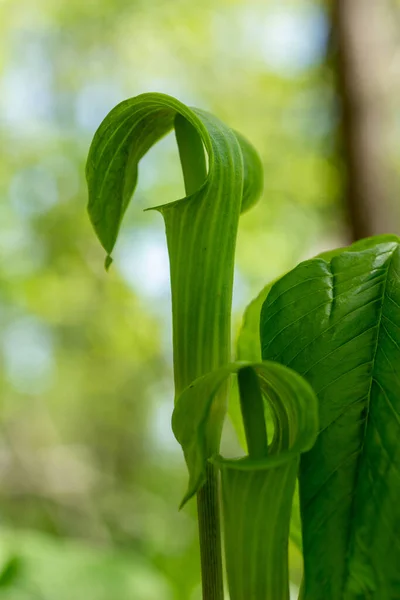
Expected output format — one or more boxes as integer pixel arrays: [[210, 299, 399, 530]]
[[332, 0, 400, 241]]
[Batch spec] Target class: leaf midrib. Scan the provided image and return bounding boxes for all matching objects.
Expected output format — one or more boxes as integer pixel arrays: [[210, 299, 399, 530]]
[[342, 248, 395, 596]]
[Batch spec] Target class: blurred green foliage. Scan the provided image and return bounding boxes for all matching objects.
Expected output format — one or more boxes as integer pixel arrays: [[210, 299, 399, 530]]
[[0, 0, 356, 597]]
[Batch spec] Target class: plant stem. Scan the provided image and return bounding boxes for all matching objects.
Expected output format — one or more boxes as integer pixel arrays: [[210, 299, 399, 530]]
[[197, 463, 224, 600], [175, 114, 224, 600], [238, 366, 268, 459]]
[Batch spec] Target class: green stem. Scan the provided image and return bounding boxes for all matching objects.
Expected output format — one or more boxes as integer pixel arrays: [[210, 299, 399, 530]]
[[174, 114, 224, 600], [238, 366, 268, 458], [196, 463, 224, 600]]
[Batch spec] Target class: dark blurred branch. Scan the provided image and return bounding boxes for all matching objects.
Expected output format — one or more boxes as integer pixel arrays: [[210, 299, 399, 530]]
[[332, 0, 399, 240]]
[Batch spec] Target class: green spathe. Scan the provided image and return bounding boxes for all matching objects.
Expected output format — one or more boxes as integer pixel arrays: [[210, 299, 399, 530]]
[[172, 360, 318, 599], [86, 92, 264, 600], [86, 92, 263, 398]]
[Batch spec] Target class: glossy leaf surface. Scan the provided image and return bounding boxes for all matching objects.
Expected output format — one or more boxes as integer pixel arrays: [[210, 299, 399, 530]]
[[260, 236, 400, 599]]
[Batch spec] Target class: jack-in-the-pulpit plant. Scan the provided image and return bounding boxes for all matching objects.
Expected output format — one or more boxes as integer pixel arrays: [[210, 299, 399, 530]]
[[86, 92, 400, 600]]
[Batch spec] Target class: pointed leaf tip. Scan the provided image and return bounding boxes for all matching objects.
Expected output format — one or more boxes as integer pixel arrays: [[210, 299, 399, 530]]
[[105, 255, 113, 271]]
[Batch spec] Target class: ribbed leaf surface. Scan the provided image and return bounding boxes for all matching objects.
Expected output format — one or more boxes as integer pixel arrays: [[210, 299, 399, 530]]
[[260, 236, 400, 599], [86, 92, 266, 600], [172, 360, 318, 599], [86, 92, 263, 400]]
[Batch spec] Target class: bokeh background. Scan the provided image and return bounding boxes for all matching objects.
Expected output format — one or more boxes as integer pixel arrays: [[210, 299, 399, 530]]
[[0, 0, 399, 598]]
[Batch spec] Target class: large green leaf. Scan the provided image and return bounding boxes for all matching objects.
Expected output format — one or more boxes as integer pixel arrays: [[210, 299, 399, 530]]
[[236, 234, 400, 554], [172, 360, 318, 599], [260, 235, 400, 599]]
